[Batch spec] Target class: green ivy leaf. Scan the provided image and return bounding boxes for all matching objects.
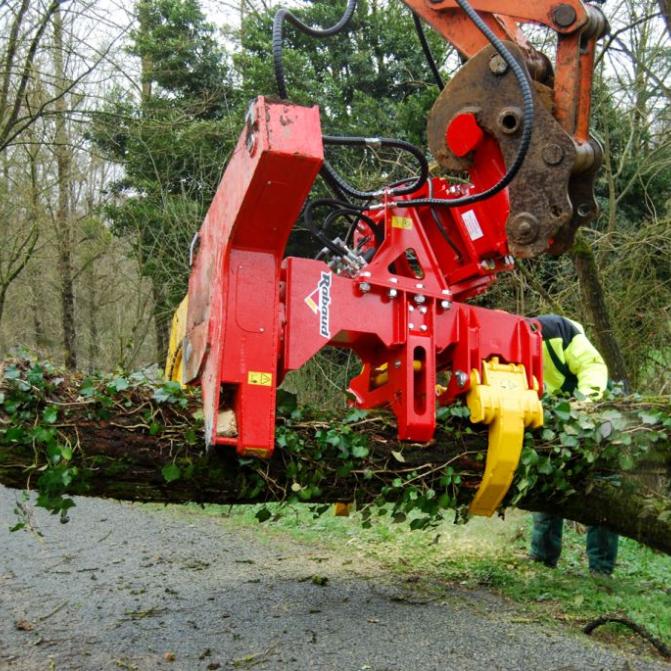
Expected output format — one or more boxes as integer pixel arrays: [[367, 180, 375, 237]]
[[161, 463, 181, 483], [560, 433, 579, 448], [3, 365, 20, 380], [554, 401, 572, 421], [598, 421, 613, 439], [110, 377, 129, 392], [255, 506, 272, 523], [4, 427, 25, 442], [638, 411, 660, 426], [42, 406, 58, 424], [351, 444, 369, 458], [27, 366, 44, 387], [538, 458, 554, 475], [80, 380, 97, 398], [343, 408, 368, 423]]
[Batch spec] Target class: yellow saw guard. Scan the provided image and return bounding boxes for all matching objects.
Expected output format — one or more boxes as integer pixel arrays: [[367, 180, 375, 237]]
[[466, 357, 543, 517], [165, 295, 189, 386]]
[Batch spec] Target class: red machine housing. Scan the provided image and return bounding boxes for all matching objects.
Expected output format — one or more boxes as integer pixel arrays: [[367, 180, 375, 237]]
[[183, 97, 543, 457]]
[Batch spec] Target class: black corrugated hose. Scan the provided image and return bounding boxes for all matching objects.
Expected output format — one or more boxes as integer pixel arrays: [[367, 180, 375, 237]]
[[272, 0, 534, 210], [396, 0, 534, 208], [412, 12, 445, 89], [272, 0, 358, 100]]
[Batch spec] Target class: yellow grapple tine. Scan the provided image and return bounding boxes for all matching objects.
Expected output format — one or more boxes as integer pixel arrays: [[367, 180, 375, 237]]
[[466, 358, 543, 517]]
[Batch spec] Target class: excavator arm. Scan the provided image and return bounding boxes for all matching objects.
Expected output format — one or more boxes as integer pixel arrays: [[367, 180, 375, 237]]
[[405, 0, 607, 255]]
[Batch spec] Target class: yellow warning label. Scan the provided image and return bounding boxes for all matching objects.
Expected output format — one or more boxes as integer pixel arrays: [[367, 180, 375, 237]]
[[248, 371, 273, 387], [242, 447, 273, 459], [391, 216, 413, 230]]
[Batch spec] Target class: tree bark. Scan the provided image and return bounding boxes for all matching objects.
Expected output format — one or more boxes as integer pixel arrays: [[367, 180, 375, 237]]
[[572, 234, 630, 388], [659, 0, 671, 38], [52, 4, 77, 370], [1, 366, 669, 554]]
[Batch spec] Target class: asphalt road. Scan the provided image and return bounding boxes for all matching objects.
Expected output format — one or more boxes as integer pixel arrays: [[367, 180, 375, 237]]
[[0, 486, 667, 671]]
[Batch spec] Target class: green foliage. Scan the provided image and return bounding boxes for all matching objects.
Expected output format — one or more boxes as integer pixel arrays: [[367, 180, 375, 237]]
[[510, 391, 666, 507], [131, 0, 230, 103], [161, 462, 182, 483]]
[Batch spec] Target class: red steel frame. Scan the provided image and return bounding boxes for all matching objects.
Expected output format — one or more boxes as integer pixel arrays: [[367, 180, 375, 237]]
[[184, 97, 543, 457]]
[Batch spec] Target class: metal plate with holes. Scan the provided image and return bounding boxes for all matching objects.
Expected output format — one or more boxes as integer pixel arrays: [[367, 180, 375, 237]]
[[427, 42, 588, 258]]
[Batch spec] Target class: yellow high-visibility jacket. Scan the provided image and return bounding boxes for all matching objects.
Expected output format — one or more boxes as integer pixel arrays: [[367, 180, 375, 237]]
[[537, 314, 608, 399]]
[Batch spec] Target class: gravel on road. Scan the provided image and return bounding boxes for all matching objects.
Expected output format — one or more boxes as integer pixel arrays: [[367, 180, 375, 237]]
[[0, 486, 667, 671]]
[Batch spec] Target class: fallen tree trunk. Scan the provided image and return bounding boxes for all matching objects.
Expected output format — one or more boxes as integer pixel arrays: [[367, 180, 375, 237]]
[[0, 360, 669, 553]]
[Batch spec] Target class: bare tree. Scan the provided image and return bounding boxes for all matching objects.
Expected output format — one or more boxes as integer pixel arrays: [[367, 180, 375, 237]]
[[51, 1, 77, 369]]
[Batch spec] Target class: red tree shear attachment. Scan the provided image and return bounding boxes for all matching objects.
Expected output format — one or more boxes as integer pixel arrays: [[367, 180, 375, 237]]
[[176, 97, 543, 516]]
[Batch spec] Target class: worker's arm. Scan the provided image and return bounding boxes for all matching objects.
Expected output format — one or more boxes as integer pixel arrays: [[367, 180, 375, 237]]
[[564, 333, 608, 399]]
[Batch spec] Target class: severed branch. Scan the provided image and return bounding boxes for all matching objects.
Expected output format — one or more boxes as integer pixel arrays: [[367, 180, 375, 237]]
[[583, 615, 671, 658]]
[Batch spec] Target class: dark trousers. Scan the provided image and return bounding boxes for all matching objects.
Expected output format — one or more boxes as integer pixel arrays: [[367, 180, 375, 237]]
[[530, 513, 619, 574]]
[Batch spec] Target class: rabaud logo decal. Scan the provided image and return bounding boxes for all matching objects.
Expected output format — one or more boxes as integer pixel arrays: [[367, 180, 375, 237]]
[[304, 271, 332, 339]]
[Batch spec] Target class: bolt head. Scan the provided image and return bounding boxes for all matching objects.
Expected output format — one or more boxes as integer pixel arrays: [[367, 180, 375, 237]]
[[553, 3, 577, 27], [507, 213, 540, 245], [408, 323, 415, 330], [420, 325, 428, 332], [440, 299, 452, 310], [489, 54, 508, 75], [359, 281, 371, 293], [414, 294, 426, 305], [388, 288, 398, 298], [455, 370, 468, 388], [542, 143, 565, 166]]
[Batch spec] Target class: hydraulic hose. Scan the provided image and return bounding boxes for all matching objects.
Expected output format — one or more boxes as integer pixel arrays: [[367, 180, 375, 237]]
[[322, 206, 382, 247], [394, 0, 534, 209], [322, 135, 429, 199], [272, 2, 431, 202], [272, 0, 357, 100], [412, 12, 445, 90], [304, 198, 368, 256]]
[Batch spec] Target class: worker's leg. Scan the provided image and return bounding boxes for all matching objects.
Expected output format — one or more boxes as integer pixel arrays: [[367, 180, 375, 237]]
[[586, 526, 619, 575], [529, 513, 563, 568]]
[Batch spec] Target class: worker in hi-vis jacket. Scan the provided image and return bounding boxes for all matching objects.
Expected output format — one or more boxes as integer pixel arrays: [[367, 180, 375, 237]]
[[529, 314, 618, 575]]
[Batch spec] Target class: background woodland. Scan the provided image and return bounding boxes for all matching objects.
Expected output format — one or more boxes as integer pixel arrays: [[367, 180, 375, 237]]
[[0, 0, 669, 400]]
